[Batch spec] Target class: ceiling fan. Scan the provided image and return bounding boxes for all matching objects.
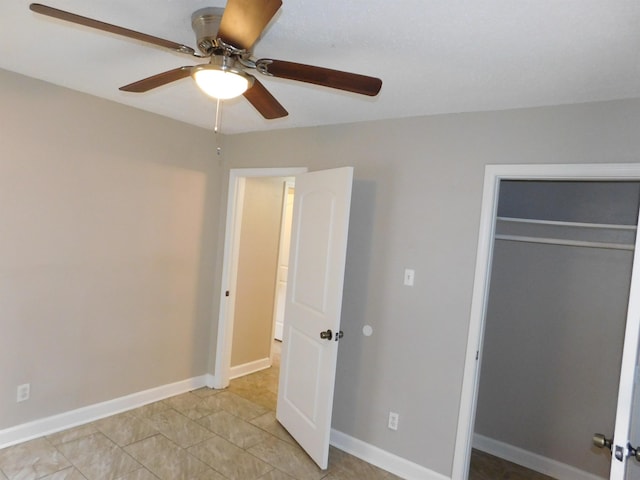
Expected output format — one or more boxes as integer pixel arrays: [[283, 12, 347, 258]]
[[29, 1, 383, 120]]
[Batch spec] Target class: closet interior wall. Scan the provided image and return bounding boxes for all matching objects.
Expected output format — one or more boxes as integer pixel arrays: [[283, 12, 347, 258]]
[[474, 181, 640, 478]]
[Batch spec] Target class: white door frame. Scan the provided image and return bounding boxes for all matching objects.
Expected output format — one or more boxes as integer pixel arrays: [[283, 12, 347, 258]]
[[452, 162, 640, 480], [212, 167, 307, 389]]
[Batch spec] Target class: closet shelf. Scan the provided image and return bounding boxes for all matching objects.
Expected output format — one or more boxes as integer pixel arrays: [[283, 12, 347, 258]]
[[495, 216, 637, 251], [497, 216, 637, 231], [494, 234, 635, 251]]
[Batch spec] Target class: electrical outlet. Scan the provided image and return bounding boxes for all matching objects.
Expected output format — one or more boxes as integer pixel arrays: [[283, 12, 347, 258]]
[[17, 383, 30, 403], [388, 411, 399, 430]]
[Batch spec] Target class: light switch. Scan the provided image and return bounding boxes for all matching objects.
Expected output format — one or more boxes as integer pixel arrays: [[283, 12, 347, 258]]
[[404, 269, 415, 286]]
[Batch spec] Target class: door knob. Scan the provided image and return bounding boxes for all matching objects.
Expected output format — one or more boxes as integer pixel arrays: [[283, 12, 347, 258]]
[[593, 433, 613, 451], [627, 443, 640, 462], [320, 329, 333, 340]]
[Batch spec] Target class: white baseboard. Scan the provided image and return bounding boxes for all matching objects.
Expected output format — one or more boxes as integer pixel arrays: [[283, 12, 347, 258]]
[[230, 357, 271, 380], [0, 374, 215, 449], [3, 379, 448, 480], [473, 433, 606, 480], [330, 429, 449, 480]]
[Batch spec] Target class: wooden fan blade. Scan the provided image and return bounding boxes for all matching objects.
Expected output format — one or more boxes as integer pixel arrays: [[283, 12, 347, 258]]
[[119, 67, 193, 93], [218, 0, 282, 50], [29, 3, 196, 55], [258, 59, 382, 96], [243, 77, 288, 119]]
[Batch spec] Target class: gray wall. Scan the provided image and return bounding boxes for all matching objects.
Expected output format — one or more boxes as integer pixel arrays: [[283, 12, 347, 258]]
[[478, 240, 630, 477], [221, 99, 640, 476], [498, 180, 640, 224], [0, 68, 221, 429]]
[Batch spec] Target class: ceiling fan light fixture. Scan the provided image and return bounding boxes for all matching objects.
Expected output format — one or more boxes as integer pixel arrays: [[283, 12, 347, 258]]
[[192, 57, 253, 100]]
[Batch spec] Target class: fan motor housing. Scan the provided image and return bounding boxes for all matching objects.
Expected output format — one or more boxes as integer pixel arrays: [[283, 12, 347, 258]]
[[191, 7, 225, 55]]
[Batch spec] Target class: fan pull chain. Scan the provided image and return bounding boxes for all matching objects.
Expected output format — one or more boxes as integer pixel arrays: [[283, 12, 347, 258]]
[[214, 98, 222, 155]]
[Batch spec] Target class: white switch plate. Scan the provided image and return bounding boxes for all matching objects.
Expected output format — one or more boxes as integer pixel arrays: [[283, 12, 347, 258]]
[[404, 269, 415, 286]]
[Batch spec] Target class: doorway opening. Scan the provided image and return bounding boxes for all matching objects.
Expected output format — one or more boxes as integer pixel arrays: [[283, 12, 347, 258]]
[[453, 164, 640, 480], [213, 166, 354, 470], [213, 167, 306, 390]]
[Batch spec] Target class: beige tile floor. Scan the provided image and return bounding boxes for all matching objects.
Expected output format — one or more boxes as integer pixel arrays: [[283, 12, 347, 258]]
[[0, 342, 400, 480]]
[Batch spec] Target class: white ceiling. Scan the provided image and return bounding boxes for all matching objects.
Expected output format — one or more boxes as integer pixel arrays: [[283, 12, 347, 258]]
[[1, 1, 639, 134]]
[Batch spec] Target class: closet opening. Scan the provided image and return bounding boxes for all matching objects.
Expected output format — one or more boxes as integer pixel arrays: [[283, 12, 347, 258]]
[[472, 180, 639, 479], [453, 164, 640, 480]]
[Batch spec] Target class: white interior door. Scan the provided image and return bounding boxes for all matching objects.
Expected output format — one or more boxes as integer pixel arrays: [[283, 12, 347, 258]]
[[611, 206, 640, 479], [276, 167, 353, 469]]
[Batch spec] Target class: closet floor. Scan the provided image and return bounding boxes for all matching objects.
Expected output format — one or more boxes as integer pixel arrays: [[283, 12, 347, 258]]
[[469, 449, 557, 480]]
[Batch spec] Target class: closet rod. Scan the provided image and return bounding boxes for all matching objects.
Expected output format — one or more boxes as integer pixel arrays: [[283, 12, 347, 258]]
[[497, 216, 637, 231], [495, 234, 635, 251]]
